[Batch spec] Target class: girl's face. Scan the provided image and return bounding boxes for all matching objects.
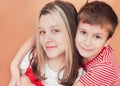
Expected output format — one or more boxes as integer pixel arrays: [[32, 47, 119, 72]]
[[38, 14, 66, 60], [75, 22, 110, 61]]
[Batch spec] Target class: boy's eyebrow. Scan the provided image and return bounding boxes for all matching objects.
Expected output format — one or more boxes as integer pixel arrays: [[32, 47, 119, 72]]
[[78, 27, 106, 35], [78, 27, 86, 30], [93, 31, 105, 36]]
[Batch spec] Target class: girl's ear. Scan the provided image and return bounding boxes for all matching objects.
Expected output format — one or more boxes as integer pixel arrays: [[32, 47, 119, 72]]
[[104, 38, 111, 47]]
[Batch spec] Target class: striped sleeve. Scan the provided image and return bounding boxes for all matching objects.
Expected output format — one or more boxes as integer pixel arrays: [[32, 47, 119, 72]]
[[79, 62, 116, 86]]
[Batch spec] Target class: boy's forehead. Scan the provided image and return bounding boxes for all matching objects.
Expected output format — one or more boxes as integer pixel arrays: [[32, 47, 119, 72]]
[[78, 21, 111, 30], [78, 22, 109, 35]]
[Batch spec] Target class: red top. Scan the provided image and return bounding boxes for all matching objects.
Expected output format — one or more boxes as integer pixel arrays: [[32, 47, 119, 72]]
[[80, 45, 120, 86], [25, 67, 44, 86], [25, 48, 44, 86], [25, 68, 44, 86]]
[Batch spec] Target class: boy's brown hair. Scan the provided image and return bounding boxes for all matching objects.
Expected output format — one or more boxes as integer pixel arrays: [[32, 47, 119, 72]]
[[78, 1, 118, 39]]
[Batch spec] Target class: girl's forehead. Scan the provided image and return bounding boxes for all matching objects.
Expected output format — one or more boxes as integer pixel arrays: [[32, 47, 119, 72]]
[[38, 14, 59, 28]]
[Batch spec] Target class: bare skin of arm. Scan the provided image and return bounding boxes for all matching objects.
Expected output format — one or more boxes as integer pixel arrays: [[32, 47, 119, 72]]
[[73, 81, 84, 86], [20, 75, 35, 86], [9, 35, 36, 86]]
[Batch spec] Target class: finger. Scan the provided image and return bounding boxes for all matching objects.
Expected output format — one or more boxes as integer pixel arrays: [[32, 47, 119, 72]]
[[16, 77, 21, 86], [8, 79, 16, 86], [16, 80, 21, 86]]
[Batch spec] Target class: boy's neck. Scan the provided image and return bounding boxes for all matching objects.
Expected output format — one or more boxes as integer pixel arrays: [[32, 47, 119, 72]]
[[83, 46, 107, 64]]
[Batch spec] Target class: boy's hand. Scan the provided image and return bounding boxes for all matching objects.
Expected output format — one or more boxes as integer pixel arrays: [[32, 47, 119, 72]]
[[21, 75, 35, 86], [9, 77, 20, 86], [9, 62, 21, 86]]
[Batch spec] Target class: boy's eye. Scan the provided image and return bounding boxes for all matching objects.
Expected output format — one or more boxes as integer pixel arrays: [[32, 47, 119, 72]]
[[95, 35, 102, 39], [80, 31, 86, 35]]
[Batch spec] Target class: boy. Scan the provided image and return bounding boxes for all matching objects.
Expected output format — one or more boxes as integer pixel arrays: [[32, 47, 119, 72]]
[[74, 1, 120, 86]]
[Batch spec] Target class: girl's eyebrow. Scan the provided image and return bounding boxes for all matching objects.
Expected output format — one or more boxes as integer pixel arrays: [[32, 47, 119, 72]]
[[38, 27, 42, 29], [38, 25, 60, 29], [50, 25, 60, 28]]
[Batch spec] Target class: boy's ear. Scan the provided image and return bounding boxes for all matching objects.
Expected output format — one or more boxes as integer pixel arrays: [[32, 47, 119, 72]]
[[104, 38, 111, 47]]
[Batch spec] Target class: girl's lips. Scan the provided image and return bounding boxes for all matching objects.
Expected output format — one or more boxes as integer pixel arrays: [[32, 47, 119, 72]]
[[46, 46, 57, 49]]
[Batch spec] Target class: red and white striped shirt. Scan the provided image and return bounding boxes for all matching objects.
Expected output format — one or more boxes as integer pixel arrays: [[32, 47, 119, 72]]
[[80, 45, 120, 86]]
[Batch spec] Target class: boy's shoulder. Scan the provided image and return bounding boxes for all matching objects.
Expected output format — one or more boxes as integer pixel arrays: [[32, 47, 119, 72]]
[[85, 45, 115, 68], [97, 45, 114, 60], [105, 45, 113, 52]]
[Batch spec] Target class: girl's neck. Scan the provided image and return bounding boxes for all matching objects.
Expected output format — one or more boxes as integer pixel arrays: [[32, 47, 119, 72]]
[[47, 56, 65, 72]]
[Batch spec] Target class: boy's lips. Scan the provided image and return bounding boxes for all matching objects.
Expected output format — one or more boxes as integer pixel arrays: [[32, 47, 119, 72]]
[[81, 46, 92, 51]]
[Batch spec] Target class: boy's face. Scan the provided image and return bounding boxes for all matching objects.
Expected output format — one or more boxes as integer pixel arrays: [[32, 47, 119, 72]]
[[75, 22, 110, 61]]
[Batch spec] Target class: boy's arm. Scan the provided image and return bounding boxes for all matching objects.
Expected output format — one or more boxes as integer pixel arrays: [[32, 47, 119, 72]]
[[11, 35, 36, 66], [9, 35, 36, 86], [74, 63, 117, 86]]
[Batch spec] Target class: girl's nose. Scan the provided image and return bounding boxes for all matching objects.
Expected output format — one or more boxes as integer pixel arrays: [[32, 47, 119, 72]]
[[44, 33, 52, 43]]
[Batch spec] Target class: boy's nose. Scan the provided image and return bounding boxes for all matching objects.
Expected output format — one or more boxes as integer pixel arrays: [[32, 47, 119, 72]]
[[84, 36, 91, 46]]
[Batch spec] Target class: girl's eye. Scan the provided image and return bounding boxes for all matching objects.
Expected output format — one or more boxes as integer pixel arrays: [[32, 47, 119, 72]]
[[39, 31, 46, 34], [52, 30, 60, 33]]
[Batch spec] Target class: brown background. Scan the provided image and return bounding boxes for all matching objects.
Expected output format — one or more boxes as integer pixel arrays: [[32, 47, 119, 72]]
[[0, 0, 120, 86]]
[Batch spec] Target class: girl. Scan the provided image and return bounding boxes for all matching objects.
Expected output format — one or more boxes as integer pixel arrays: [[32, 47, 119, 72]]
[[9, 1, 84, 86]]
